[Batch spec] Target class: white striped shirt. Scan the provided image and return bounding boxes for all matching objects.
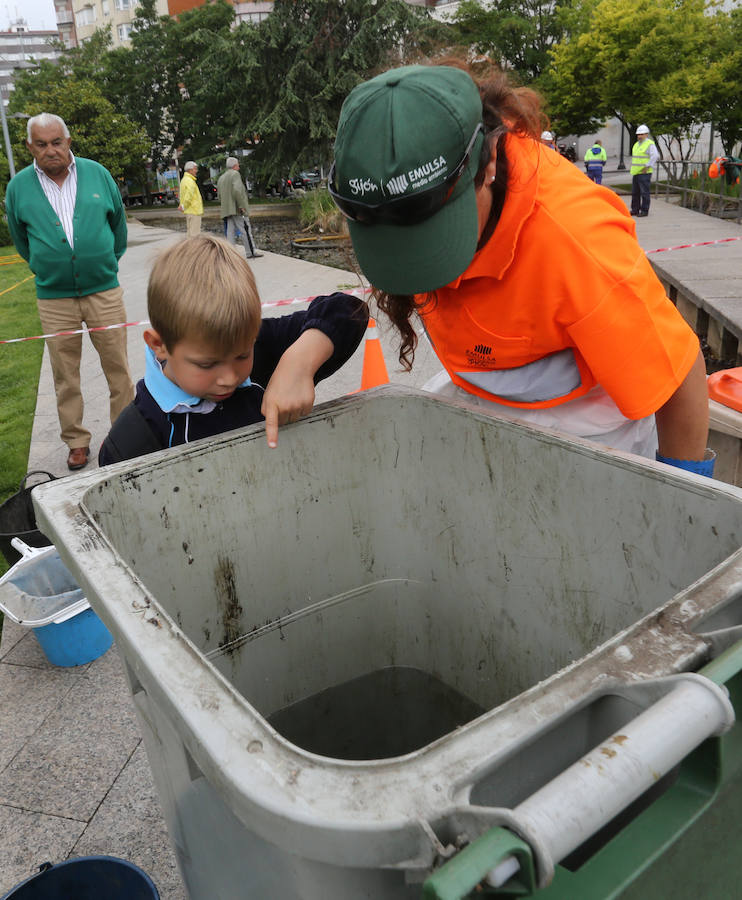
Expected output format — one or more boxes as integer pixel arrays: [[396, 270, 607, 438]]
[[33, 152, 77, 248]]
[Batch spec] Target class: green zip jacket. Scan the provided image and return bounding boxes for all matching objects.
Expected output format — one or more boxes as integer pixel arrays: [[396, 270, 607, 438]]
[[6, 157, 128, 299]]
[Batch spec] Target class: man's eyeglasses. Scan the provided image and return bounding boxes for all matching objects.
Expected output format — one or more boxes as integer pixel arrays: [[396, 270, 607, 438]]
[[329, 123, 484, 227]]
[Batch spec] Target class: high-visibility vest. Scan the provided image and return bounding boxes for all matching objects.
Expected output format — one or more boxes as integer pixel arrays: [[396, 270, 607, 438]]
[[584, 145, 607, 168], [630, 139, 654, 175]]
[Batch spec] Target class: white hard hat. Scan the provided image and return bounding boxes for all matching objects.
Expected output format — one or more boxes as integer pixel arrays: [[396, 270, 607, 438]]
[[636, 124, 650, 134], [541, 131, 554, 141]]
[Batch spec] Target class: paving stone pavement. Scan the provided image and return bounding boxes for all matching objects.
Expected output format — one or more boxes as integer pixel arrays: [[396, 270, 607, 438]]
[[1, 181, 740, 897]]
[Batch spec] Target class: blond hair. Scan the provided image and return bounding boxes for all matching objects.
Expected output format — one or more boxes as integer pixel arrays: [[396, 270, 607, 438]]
[[148, 235, 261, 353]]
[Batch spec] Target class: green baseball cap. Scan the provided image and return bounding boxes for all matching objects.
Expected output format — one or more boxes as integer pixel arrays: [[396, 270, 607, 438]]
[[333, 65, 485, 295]]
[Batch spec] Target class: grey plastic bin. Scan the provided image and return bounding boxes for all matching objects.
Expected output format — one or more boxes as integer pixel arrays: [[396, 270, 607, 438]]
[[32, 386, 742, 898]]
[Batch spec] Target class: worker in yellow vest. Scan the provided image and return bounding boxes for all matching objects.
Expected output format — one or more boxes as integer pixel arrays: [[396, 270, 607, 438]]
[[178, 161, 204, 236], [584, 139, 607, 184], [630, 124, 659, 217]]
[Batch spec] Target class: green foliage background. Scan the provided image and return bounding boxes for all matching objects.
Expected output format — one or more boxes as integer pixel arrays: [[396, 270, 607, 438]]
[[7, 0, 742, 180]]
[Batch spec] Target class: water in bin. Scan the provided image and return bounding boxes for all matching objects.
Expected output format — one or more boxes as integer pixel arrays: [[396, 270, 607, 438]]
[[267, 666, 485, 759]]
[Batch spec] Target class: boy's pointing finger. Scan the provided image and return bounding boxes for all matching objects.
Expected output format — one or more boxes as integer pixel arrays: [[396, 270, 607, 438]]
[[264, 403, 279, 449]]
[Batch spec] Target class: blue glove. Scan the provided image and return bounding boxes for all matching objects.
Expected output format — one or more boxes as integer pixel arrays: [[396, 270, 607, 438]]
[[655, 450, 716, 478]]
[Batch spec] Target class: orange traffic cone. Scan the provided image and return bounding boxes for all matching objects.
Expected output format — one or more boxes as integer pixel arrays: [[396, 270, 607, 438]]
[[358, 317, 389, 391]]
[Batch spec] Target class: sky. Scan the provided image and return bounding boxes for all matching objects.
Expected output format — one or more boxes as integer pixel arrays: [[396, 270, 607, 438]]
[[4, 0, 57, 31]]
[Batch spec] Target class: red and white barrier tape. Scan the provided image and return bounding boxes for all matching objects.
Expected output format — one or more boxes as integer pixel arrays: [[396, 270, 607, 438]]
[[3, 236, 741, 345], [646, 235, 742, 254], [0, 288, 371, 345]]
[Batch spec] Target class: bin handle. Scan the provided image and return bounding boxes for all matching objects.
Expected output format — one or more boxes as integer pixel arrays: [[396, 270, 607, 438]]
[[426, 673, 734, 895], [422, 827, 536, 899]]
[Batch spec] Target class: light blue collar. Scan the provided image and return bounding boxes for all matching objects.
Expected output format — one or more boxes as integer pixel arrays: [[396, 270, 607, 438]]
[[145, 346, 216, 414], [144, 346, 251, 414]]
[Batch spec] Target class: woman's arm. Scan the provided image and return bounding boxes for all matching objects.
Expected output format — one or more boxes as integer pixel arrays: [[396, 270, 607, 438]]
[[654, 348, 709, 461]]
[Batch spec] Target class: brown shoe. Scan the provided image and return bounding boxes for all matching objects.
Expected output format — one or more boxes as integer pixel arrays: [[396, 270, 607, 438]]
[[67, 446, 90, 470]]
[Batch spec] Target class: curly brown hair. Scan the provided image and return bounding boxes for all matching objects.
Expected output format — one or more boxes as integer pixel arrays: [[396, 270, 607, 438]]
[[376, 60, 546, 371]]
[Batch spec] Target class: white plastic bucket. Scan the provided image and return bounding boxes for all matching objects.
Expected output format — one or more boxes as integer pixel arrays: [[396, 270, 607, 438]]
[[0, 539, 112, 666]]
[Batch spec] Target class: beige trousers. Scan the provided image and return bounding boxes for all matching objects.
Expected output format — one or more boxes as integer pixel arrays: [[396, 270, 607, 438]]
[[185, 214, 202, 237], [37, 287, 135, 449]]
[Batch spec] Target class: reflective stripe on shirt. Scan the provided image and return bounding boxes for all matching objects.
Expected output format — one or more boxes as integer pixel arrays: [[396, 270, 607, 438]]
[[455, 348, 582, 403], [33, 153, 77, 247]]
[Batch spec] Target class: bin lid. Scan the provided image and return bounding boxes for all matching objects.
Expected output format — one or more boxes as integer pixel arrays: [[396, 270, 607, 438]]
[[708, 367, 742, 414], [0, 544, 89, 627]]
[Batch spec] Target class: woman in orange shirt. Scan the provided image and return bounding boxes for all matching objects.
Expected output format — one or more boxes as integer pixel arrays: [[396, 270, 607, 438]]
[[330, 62, 713, 476]]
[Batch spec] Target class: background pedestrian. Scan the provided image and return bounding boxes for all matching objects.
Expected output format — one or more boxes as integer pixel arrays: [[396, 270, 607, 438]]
[[178, 161, 203, 236], [217, 157, 262, 259], [5, 113, 134, 470]]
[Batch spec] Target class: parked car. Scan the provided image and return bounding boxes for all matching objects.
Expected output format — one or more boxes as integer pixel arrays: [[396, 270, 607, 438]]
[[293, 170, 322, 189], [201, 180, 218, 201]]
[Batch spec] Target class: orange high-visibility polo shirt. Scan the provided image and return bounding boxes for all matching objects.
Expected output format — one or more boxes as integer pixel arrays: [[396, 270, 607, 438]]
[[418, 134, 699, 420]]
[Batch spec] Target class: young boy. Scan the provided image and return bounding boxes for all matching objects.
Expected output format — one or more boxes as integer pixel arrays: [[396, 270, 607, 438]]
[[99, 235, 368, 464]]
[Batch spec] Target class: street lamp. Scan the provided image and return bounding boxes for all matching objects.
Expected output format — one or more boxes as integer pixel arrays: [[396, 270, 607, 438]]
[[0, 84, 14, 178], [0, 57, 36, 179], [0, 102, 29, 180], [617, 121, 626, 171]]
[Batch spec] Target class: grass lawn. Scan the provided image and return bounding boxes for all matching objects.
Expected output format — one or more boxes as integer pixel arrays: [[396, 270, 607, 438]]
[[0, 248, 43, 582]]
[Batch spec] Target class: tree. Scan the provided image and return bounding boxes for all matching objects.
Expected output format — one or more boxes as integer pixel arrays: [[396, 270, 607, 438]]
[[235, 0, 451, 182], [103, 0, 185, 167], [703, 5, 742, 155], [546, 0, 716, 157], [8, 77, 149, 180], [450, 0, 572, 84], [104, 0, 237, 165]]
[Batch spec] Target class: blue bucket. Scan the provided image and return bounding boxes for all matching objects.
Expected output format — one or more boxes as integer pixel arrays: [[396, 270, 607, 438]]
[[0, 856, 160, 899], [0, 541, 113, 667], [33, 605, 113, 667]]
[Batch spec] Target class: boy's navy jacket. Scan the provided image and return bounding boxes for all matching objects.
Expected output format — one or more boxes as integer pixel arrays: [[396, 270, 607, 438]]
[[99, 292, 368, 465]]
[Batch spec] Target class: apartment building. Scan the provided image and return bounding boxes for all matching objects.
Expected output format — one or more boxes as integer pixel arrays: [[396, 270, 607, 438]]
[[167, 0, 454, 26], [0, 20, 61, 104], [69, 0, 168, 48], [60, 0, 457, 48]]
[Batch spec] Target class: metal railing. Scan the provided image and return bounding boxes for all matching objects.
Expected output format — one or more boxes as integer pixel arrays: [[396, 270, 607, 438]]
[[655, 159, 742, 223]]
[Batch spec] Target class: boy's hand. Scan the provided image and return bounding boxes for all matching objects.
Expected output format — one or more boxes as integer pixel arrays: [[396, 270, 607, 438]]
[[261, 372, 315, 448], [261, 330, 334, 447]]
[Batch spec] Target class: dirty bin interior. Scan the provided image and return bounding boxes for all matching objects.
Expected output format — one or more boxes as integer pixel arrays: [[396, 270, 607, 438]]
[[48, 390, 742, 757]]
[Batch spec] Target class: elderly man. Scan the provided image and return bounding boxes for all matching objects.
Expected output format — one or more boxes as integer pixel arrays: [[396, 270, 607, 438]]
[[178, 160, 203, 236], [217, 156, 262, 259], [5, 113, 134, 471]]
